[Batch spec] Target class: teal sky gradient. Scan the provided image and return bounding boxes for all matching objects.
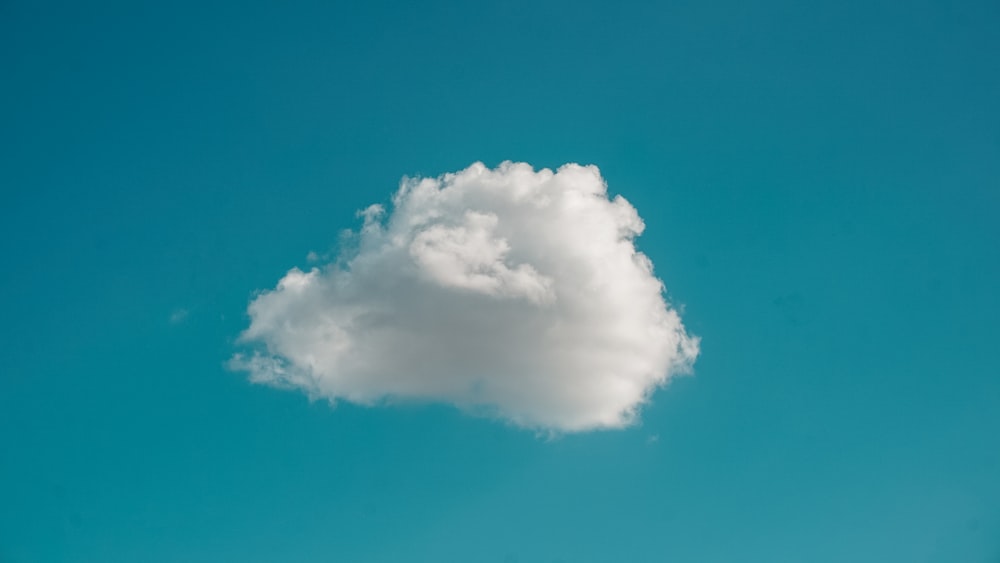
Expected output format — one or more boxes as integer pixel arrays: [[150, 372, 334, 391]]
[[2, 1, 999, 561]]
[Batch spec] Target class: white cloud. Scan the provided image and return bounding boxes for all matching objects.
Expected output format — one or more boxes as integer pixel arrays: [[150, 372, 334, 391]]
[[231, 162, 699, 432]]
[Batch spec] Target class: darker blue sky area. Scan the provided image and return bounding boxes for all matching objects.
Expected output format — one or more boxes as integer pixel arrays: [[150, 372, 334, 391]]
[[1, 1, 999, 561]]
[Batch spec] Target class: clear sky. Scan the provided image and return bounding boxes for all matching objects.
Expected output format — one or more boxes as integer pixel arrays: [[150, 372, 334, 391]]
[[2, 0, 999, 561]]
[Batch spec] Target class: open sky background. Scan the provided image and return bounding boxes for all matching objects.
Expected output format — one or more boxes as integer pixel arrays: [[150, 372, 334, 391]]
[[2, 0, 999, 561]]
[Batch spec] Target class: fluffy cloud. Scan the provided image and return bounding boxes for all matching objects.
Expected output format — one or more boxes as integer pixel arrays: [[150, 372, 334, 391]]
[[231, 162, 699, 432]]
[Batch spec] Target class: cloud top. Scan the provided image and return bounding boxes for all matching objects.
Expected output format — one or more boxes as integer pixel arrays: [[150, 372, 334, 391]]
[[232, 162, 698, 432]]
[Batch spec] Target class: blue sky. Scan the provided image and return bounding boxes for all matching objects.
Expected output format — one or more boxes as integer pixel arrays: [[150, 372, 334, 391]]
[[2, 0, 999, 561]]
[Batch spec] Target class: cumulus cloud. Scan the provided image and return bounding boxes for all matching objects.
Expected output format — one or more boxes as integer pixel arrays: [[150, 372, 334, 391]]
[[231, 162, 699, 432]]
